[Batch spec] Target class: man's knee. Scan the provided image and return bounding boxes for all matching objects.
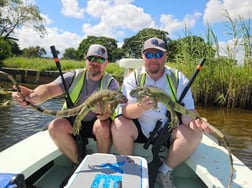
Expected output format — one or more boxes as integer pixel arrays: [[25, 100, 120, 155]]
[[185, 126, 202, 147], [94, 119, 111, 137], [111, 116, 125, 133]]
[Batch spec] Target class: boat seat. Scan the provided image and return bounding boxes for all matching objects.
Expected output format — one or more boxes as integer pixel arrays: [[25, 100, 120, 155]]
[[0, 130, 62, 179]]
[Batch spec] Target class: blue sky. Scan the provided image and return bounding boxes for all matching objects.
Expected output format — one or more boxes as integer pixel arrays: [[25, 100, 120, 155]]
[[13, 0, 252, 61]]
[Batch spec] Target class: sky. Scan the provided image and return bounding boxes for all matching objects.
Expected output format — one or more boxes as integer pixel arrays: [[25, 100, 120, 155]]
[[13, 0, 252, 61]]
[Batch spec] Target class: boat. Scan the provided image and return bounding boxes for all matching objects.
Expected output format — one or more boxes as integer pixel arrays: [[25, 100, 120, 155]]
[[0, 128, 252, 188], [1, 59, 252, 187]]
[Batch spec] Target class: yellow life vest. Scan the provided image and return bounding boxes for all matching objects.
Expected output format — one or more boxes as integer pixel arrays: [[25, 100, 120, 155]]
[[62, 69, 114, 109], [134, 66, 179, 102]]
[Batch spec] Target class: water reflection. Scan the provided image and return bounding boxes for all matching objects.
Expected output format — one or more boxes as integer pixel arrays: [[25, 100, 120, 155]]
[[0, 95, 251, 170], [0, 95, 64, 150], [197, 106, 252, 170]]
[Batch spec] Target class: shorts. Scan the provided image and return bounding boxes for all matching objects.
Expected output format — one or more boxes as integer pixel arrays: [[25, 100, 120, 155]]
[[132, 119, 149, 143], [66, 117, 112, 141], [66, 117, 97, 140], [132, 119, 171, 147]]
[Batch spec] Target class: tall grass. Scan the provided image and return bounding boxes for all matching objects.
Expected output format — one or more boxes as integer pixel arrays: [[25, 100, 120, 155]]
[[172, 11, 252, 109], [1, 57, 85, 71]]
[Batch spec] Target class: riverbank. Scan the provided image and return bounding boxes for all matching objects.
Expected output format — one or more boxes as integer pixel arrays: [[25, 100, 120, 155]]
[[0, 67, 60, 84]]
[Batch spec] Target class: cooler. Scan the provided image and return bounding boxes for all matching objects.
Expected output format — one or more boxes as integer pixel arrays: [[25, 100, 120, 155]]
[[65, 153, 149, 188]]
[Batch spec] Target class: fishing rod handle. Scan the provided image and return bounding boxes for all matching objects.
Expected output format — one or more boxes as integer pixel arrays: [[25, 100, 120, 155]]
[[50, 46, 58, 58], [178, 57, 206, 103]]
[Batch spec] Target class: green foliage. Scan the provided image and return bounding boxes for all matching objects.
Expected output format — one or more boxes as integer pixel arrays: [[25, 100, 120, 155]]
[[105, 63, 124, 84], [8, 40, 22, 56], [2, 57, 85, 71], [122, 28, 169, 58], [169, 35, 215, 63], [169, 58, 252, 109], [0, 37, 12, 60], [76, 36, 120, 62], [22, 46, 46, 58], [62, 48, 78, 60]]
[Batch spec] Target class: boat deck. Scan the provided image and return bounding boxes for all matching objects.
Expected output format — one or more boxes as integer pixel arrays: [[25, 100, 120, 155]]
[[33, 140, 206, 188], [0, 129, 252, 187]]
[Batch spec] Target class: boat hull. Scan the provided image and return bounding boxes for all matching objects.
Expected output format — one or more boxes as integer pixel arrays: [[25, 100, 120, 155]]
[[0, 130, 252, 188]]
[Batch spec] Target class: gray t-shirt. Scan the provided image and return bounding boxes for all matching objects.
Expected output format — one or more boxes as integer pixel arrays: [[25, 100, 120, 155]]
[[54, 70, 120, 121]]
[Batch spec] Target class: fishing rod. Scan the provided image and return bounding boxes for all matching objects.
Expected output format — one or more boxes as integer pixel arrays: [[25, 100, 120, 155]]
[[147, 57, 206, 188], [50, 46, 74, 108], [50, 46, 87, 163], [178, 57, 206, 103]]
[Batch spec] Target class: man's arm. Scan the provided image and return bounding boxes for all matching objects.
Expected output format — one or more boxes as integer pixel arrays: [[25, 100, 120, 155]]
[[12, 82, 63, 106]]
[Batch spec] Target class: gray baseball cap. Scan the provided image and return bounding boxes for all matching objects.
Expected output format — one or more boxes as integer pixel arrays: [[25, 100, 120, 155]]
[[86, 44, 108, 59], [142, 37, 167, 52]]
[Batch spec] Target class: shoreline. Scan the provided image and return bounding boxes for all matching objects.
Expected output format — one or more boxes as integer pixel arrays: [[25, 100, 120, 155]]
[[0, 67, 61, 84]]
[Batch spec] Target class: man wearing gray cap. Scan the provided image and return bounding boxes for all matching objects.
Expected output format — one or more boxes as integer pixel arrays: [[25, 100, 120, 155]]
[[12, 44, 120, 165], [112, 37, 208, 187]]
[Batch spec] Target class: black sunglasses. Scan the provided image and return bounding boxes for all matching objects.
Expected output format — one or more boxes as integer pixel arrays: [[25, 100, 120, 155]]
[[87, 56, 106, 64], [144, 51, 164, 59]]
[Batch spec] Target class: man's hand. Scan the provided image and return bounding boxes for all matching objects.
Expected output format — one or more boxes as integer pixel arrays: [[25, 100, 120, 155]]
[[12, 85, 33, 107], [136, 96, 155, 111], [188, 117, 212, 133], [93, 102, 113, 120]]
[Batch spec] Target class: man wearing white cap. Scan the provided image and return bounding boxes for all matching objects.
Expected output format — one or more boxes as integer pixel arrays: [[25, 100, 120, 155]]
[[112, 37, 209, 187]]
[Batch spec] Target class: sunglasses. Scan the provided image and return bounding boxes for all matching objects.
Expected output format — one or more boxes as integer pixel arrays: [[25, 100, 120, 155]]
[[87, 56, 106, 64], [144, 51, 164, 59]]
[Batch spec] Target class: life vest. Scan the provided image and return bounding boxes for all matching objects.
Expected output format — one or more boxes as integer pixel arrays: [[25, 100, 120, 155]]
[[62, 68, 114, 109], [134, 66, 179, 102]]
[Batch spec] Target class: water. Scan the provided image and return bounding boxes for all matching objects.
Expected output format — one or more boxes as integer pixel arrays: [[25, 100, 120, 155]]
[[0, 95, 64, 150], [0, 94, 252, 170], [197, 106, 252, 170]]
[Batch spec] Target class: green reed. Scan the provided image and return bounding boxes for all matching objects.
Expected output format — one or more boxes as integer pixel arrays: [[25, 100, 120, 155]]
[[171, 11, 252, 109]]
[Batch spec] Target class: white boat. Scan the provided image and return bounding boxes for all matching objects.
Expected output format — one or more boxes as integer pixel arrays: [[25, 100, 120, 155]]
[[0, 128, 252, 188]]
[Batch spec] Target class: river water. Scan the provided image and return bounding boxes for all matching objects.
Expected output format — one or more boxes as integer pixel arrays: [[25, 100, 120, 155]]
[[0, 91, 252, 170]]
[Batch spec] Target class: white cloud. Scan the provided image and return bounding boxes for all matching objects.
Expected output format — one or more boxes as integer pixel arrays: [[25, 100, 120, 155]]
[[82, 23, 113, 38], [204, 0, 252, 24], [86, 0, 109, 18], [61, 0, 85, 18], [40, 14, 53, 25], [14, 27, 82, 57], [160, 11, 202, 35], [103, 4, 154, 31], [203, 0, 252, 64], [217, 38, 252, 65], [83, 1, 154, 40]]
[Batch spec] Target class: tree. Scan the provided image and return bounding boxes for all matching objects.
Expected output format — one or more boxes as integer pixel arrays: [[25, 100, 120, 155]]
[[63, 48, 78, 60], [76, 36, 119, 62], [22, 46, 46, 58], [111, 48, 125, 62], [0, 0, 46, 40], [7, 39, 22, 56], [0, 37, 11, 60], [122, 28, 170, 58]]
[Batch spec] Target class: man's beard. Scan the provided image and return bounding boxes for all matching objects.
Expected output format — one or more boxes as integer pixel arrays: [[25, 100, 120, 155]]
[[88, 65, 101, 77], [148, 64, 160, 74]]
